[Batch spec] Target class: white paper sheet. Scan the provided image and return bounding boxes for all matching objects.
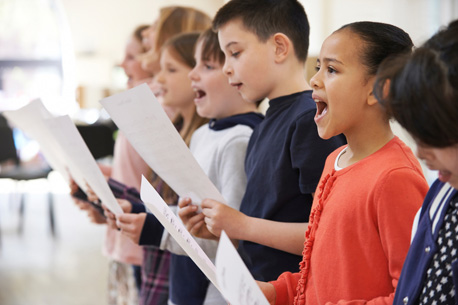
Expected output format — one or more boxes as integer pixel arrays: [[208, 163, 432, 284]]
[[100, 83, 225, 206], [140, 175, 220, 290], [3, 99, 71, 183], [216, 231, 270, 305], [43, 115, 123, 215]]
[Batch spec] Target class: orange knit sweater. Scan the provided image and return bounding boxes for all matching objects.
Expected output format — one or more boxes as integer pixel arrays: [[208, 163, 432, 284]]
[[272, 137, 429, 305]]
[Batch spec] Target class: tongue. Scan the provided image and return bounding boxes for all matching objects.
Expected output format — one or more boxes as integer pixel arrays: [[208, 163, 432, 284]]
[[321, 106, 328, 116]]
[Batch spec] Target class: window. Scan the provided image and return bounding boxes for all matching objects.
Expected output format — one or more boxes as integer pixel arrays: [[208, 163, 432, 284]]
[[0, 0, 76, 114]]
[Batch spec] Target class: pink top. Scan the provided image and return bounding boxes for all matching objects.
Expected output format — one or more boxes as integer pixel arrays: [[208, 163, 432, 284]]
[[102, 132, 150, 265]]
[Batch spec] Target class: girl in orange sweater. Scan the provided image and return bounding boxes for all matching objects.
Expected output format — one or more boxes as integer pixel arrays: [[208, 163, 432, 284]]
[[261, 21, 429, 305]]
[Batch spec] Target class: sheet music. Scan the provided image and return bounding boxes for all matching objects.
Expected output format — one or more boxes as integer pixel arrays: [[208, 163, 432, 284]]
[[3, 99, 71, 184], [100, 83, 225, 206], [43, 115, 123, 215], [140, 175, 220, 291], [216, 231, 270, 305]]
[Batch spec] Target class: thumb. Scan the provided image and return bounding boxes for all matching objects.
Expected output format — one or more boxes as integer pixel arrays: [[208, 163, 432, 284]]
[[201, 198, 218, 209]]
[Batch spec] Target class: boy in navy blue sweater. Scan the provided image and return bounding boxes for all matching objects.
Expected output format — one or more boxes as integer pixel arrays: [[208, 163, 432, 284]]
[[179, 0, 346, 281]]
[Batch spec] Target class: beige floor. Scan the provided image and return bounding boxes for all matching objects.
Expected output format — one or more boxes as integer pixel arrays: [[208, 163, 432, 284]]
[[0, 172, 109, 305]]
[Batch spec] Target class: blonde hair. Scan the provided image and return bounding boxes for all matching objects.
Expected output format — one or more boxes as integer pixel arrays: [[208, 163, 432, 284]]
[[162, 32, 209, 146], [149, 31, 209, 203], [141, 6, 211, 73]]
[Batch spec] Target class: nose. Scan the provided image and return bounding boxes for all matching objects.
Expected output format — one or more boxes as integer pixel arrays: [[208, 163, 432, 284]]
[[222, 58, 232, 76], [155, 69, 164, 84], [120, 58, 128, 72], [310, 70, 321, 89], [188, 66, 199, 81]]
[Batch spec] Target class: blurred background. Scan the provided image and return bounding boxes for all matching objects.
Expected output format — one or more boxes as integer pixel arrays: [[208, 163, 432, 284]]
[[0, 0, 457, 304]]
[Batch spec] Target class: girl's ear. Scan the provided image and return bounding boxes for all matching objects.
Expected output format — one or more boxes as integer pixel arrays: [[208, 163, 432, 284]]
[[367, 91, 379, 106], [272, 33, 291, 63], [366, 77, 378, 106]]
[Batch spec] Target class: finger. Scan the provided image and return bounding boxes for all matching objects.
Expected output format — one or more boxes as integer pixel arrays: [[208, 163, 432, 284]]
[[178, 197, 192, 208], [86, 187, 98, 202], [178, 205, 198, 218], [103, 208, 116, 220], [106, 217, 117, 229], [204, 216, 213, 226], [201, 198, 217, 209], [186, 213, 205, 229], [77, 201, 91, 211], [189, 220, 204, 235], [69, 181, 78, 194], [201, 207, 214, 218]]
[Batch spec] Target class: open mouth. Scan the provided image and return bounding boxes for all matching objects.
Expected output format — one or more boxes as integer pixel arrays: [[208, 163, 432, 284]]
[[194, 88, 206, 100], [315, 99, 328, 119]]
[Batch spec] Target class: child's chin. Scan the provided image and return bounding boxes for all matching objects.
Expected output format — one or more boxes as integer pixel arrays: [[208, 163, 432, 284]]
[[196, 107, 209, 119], [317, 128, 332, 140]]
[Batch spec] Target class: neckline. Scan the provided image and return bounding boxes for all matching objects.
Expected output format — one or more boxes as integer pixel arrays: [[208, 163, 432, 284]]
[[333, 136, 400, 173], [266, 90, 312, 116], [334, 147, 347, 171]]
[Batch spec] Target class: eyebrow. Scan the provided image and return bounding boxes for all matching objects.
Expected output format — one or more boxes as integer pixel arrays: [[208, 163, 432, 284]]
[[317, 57, 344, 65], [224, 41, 238, 49]]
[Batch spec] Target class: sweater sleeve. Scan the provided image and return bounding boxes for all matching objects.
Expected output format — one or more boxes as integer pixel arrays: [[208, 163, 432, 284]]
[[139, 213, 164, 246], [108, 178, 146, 213], [270, 272, 302, 305]]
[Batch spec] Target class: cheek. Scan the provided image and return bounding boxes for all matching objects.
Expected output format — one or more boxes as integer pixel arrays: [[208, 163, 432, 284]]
[[131, 66, 145, 77], [176, 78, 194, 100], [443, 150, 458, 174]]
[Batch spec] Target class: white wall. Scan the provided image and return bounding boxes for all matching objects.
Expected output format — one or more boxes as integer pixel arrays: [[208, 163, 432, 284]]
[[61, 0, 457, 108], [60, 0, 224, 107], [301, 0, 458, 56]]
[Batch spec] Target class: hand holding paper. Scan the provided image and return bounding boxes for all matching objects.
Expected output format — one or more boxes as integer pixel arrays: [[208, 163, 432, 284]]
[[178, 197, 215, 240], [3, 99, 71, 184], [5, 100, 122, 215], [200, 198, 246, 239], [116, 212, 147, 244], [139, 175, 219, 290], [43, 115, 123, 215]]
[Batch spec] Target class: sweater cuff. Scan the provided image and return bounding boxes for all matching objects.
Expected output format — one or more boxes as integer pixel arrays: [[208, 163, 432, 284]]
[[139, 213, 164, 246], [131, 201, 146, 214], [270, 272, 300, 305]]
